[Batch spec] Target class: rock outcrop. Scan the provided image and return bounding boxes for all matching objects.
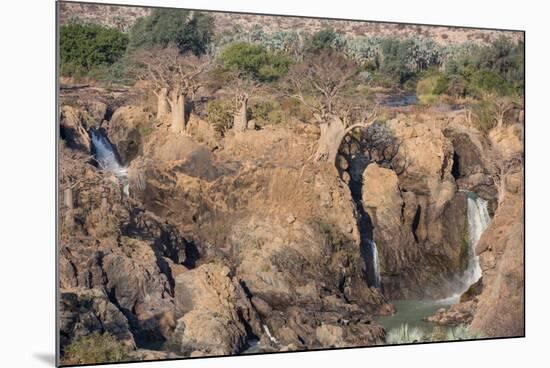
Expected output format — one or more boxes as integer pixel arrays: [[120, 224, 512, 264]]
[[59, 288, 136, 352], [424, 122, 524, 337], [469, 170, 524, 337], [106, 105, 154, 164], [58, 81, 524, 361], [172, 264, 262, 355], [355, 118, 473, 299], [59, 146, 192, 345], [60, 105, 92, 153]]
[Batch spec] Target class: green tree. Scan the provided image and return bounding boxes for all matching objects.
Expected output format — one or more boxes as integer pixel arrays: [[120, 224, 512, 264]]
[[219, 42, 291, 81], [379, 38, 415, 84], [60, 23, 129, 76], [128, 9, 214, 55], [310, 28, 338, 51]]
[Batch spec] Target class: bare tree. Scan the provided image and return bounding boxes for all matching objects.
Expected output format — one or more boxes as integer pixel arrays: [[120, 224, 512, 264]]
[[135, 46, 210, 134], [483, 92, 518, 129], [339, 122, 407, 175], [493, 96, 516, 129], [488, 154, 523, 208], [283, 51, 377, 163]]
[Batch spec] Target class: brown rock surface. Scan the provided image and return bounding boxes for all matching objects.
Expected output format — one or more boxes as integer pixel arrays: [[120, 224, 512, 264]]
[[59, 288, 136, 352], [172, 263, 262, 355], [469, 172, 524, 337], [60, 105, 92, 153], [107, 105, 154, 164]]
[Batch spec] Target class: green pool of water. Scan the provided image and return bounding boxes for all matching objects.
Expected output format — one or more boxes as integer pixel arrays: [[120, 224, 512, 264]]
[[376, 298, 457, 333]]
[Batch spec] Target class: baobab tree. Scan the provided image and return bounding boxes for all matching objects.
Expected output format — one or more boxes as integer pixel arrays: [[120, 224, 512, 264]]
[[228, 73, 260, 132], [135, 46, 210, 134], [283, 51, 377, 163]]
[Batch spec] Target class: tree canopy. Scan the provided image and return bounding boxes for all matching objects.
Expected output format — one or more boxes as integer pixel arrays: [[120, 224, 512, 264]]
[[128, 9, 214, 55], [218, 42, 291, 82], [60, 23, 129, 75]]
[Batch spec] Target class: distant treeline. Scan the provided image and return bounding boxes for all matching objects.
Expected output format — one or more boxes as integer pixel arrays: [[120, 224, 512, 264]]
[[60, 9, 523, 100]]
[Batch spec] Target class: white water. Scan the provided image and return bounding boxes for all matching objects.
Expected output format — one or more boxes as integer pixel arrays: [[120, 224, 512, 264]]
[[90, 130, 129, 195], [464, 194, 491, 287], [369, 239, 381, 289], [262, 324, 278, 344]]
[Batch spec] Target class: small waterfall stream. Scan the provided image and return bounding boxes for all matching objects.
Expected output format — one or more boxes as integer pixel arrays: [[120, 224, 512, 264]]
[[464, 192, 491, 287], [90, 129, 129, 195], [369, 239, 381, 289], [348, 160, 382, 289], [375, 191, 493, 334]]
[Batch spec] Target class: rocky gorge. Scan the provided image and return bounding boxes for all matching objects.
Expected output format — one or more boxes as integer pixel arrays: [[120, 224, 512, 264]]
[[56, 4, 524, 363], [58, 81, 524, 362]]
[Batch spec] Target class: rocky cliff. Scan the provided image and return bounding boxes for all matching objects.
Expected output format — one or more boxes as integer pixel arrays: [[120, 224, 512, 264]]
[[58, 85, 524, 361]]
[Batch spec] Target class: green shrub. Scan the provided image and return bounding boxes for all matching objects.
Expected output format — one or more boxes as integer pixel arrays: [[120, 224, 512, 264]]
[[60, 23, 129, 77], [310, 28, 338, 51], [128, 9, 214, 55], [316, 220, 347, 252], [63, 332, 129, 365], [441, 36, 523, 98], [471, 99, 496, 133], [249, 100, 283, 126], [416, 72, 444, 105], [206, 100, 234, 133], [219, 42, 291, 81]]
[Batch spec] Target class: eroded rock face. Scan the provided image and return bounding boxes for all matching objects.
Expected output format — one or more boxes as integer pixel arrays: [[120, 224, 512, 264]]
[[60, 106, 92, 153], [469, 171, 524, 337], [59, 148, 192, 345], [59, 288, 136, 352], [424, 123, 524, 337], [59, 80, 523, 355], [172, 264, 262, 355], [107, 105, 154, 165], [358, 119, 471, 299]]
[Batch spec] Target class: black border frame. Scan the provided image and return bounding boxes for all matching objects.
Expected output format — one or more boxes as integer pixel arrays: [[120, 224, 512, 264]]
[[55, 1, 526, 367]]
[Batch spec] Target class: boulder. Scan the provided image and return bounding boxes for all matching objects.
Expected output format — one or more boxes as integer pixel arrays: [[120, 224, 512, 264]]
[[60, 105, 92, 153], [172, 263, 262, 355], [425, 300, 476, 326], [107, 105, 154, 164]]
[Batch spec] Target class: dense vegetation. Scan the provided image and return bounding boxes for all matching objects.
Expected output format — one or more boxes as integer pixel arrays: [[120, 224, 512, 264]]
[[60, 23, 128, 78], [60, 14, 523, 134], [218, 42, 291, 82], [128, 9, 214, 55]]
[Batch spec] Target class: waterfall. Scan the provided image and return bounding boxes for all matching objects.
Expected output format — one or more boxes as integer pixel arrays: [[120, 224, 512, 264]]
[[464, 193, 491, 287], [90, 129, 129, 195], [262, 324, 278, 344], [369, 239, 381, 289]]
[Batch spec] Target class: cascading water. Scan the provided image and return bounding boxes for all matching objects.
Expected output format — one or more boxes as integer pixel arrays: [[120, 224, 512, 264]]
[[347, 156, 382, 289], [369, 239, 381, 289], [262, 324, 278, 344], [464, 193, 491, 287], [90, 129, 129, 195]]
